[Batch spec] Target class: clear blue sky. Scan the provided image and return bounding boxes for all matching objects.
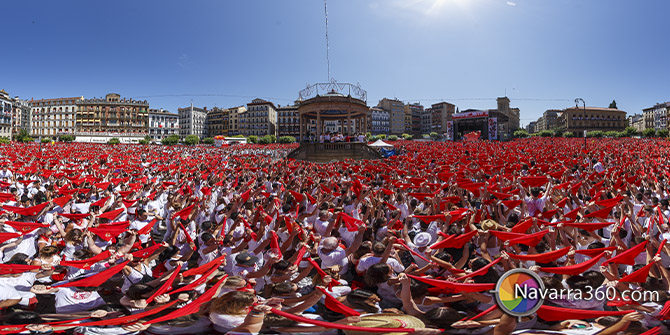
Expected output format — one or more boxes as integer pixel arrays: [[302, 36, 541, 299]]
[[3, 0, 668, 126]]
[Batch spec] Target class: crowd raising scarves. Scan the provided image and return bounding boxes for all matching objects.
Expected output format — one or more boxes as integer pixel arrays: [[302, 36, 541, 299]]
[[0, 138, 666, 334]]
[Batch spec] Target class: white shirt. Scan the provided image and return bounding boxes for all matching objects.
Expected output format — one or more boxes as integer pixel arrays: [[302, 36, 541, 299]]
[[357, 255, 405, 273], [55, 287, 105, 313], [317, 246, 349, 274]]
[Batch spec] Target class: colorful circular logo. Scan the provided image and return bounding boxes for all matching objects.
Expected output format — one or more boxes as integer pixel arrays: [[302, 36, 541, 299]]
[[494, 268, 545, 317]]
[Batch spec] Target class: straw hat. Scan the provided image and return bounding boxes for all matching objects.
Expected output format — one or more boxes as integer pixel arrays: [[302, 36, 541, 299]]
[[344, 313, 425, 335], [481, 219, 497, 231]]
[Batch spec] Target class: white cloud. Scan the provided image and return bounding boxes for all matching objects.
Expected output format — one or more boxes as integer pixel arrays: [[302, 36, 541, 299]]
[[506, 1, 517, 6]]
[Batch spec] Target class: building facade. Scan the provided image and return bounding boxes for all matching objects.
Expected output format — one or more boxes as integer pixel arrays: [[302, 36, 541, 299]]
[[277, 104, 300, 138], [0, 90, 13, 138], [557, 106, 627, 134], [178, 104, 207, 138], [430, 102, 456, 133], [205, 107, 227, 137], [227, 106, 246, 136], [377, 98, 405, 135], [148, 109, 179, 141], [421, 108, 432, 135], [535, 109, 560, 132], [76, 93, 149, 138], [30, 96, 82, 138], [527, 121, 537, 133], [12, 97, 31, 137], [642, 102, 670, 131], [628, 114, 644, 133], [405, 103, 423, 136], [370, 107, 389, 135], [240, 98, 277, 137]]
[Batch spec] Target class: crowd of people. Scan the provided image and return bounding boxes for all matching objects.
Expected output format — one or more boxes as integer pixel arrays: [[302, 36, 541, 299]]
[[0, 137, 667, 335]]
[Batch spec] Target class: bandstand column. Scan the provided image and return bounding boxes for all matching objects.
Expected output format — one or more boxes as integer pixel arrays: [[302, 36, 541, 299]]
[[316, 111, 321, 141], [299, 114, 303, 142], [347, 110, 351, 136]]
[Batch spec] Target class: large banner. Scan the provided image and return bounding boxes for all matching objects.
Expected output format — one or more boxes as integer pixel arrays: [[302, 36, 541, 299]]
[[488, 117, 498, 141], [446, 121, 454, 141], [452, 110, 489, 120]]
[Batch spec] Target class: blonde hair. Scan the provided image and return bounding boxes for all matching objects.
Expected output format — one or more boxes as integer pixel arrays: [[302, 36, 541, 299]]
[[209, 291, 255, 315]]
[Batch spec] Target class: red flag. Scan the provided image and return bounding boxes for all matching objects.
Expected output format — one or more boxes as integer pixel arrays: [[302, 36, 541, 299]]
[[3, 202, 50, 216], [148, 276, 225, 324], [54, 260, 129, 287], [575, 246, 617, 258], [619, 261, 657, 283], [130, 243, 163, 259], [584, 205, 615, 219], [352, 178, 363, 198], [122, 198, 139, 208], [293, 246, 308, 267], [136, 218, 158, 236], [407, 274, 494, 293], [170, 268, 221, 295], [91, 196, 109, 207], [489, 230, 525, 241], [178, 221, 194, 244], [507, 230, 549, 247], [602, 241, 648, 266], [240, 189, 251, 203], [564, 207, 580, 221], [183, 253, 226, 277], [339, 212, 364, 232], [60, 213, 90, 221], [501, 199, 522, 209], [89, 224, 128, 242], [172, 204, 195, 221], [58, 300, 178, 328], [146, 267, 181, 304], [413, 214, 446, 224], [52, 195, 73, 208], [536, 305, 632, 322], [288, 190, 304, 202], [270, 231, 283, 259], [0, 232, 21, 243], [98, 208, 124, 220], [316, 287, 360, 316], [60, 250, 111, 269], [0, 264, 41, 275], [4, 221, 49, 234], [540, 252, 605, 275], [305, 257, 341, 288], [520, 176, 548, 187], [511, 218, 534, 233], [655, 239, 667, 257], [507, 246, 571, 264], [564, 221, 614, 232], [430, 230, 477, 249]]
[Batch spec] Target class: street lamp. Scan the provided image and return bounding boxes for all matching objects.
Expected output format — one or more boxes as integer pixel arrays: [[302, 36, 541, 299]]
[[575, 98, 586, 149]]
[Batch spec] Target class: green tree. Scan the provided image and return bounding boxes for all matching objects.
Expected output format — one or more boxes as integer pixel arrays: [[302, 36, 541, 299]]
[[623, 126, 637, 136], [184, 135, 200, 145], [58, 134, 76, 142], [247, 135, 258, 144], [41, 137, 52, 143], [586, 130, 604, 138], [202, 137, 215, 144], [138, 139, 149, 145], [429, 132, 439, 139], [278, 136, 296, 143], [615, 131, 627, 138], [604, 130, 619, 138], [16, 129, 32, 142], [0, 137, 9, 145], [538, 130, 554, 137], [378, 134, 387, 140], [108, 137, 120, 145], [230, 134, 245, 138], [258, 135, 275, 144], [513, 129, 529, 138], [161, 135, 180, 145], [562, 131, 574, 138], [609, 100, 618, 109], [657, 129, 669, 138], [387, 135, 398, 141], [643, 128, 656, 137]]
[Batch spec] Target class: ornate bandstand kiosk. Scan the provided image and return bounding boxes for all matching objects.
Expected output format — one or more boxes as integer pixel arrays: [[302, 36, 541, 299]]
[[287, 81, 382, 162]]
